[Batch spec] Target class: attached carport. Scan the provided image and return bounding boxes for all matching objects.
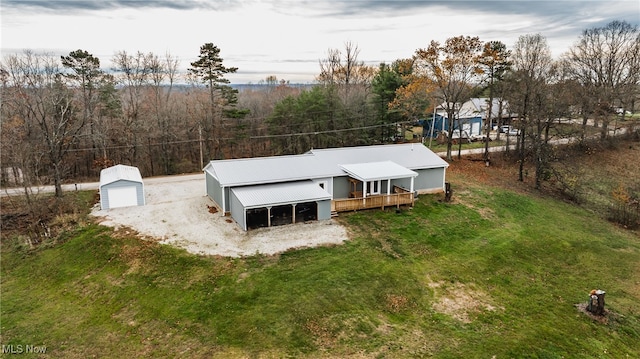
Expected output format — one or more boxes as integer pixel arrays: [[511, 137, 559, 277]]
[[230, 181, 332, 231]]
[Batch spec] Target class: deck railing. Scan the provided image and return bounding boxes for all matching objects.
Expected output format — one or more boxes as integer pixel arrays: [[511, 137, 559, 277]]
[[332, 192, 414, 212]]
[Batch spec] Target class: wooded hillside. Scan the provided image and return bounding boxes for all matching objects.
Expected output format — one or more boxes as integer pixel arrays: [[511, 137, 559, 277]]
[[1, 22, 638, 198]]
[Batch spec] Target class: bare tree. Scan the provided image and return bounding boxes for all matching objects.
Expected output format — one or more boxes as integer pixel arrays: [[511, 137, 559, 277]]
[[316, 42, 377, 146], [566, 20, 640, 140], [506, 34, 553, 185], [111, 50, 153, 165], [318, 42, 374, 101], [148, 52, 180, 174], [2, 51, 85, 197]]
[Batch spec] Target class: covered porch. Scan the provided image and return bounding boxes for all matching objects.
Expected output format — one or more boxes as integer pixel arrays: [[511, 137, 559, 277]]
[[333, 161, 417, 212]]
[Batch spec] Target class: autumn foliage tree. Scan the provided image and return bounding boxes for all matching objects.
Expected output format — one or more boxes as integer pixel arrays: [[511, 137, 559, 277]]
[[412, 35, 484, 161]]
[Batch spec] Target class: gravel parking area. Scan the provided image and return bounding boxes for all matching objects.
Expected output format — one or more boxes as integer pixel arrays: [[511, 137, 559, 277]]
[[90, 174, 349, 257]]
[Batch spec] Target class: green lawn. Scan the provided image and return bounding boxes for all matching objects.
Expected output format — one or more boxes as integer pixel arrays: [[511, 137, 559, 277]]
[[2, 185, 639, 358]]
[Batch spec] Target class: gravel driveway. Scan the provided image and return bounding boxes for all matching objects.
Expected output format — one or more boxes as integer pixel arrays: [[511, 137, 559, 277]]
[[90, 174, 349, 257]]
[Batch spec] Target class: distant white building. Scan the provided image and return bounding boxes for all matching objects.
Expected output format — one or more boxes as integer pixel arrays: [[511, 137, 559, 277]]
[[99, 164, 145, 210], [434, 98, 512, 136]]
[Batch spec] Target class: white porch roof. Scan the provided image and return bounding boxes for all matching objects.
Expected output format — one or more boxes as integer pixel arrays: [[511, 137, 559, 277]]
[[339, 161, 418, 182]]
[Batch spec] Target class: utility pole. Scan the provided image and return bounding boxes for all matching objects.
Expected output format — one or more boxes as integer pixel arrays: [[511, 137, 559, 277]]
[[199, 124, 204, 169]]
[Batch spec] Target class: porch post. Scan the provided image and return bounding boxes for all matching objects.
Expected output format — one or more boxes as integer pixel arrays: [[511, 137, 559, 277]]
[[384, 178, 391, 210], [362, 180, 367, 208], [410, 177, 415, 205], [267, 206, 272, 227]]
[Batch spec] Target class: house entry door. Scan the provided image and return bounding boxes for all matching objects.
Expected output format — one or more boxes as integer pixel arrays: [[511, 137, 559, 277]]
[[367, 180, 380, 195]]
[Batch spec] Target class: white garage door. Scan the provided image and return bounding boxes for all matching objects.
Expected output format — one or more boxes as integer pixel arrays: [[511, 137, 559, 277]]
[[107, 186, 138, 209], [472, 122, 481, 135]]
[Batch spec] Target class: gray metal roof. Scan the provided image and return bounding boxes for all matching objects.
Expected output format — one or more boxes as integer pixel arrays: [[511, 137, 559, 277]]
[[340, 161, 418, 182], [437, 98, 511, 119], [309, 143, 449, 171], [205, 153, 335, 187], [205, 143, 448, 187], [231, 181, 332, 208], [99, 164, 143, 187]]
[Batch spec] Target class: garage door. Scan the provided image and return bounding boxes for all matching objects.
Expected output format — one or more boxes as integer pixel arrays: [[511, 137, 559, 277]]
[[472, 122, 481, 135], [107, 186, 138, 209]]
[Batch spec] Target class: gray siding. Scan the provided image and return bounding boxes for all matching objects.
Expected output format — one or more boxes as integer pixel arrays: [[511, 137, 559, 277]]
[[223, 187, 230, 212], [332, 176, 351, 199], [100, 180, 144, 210], [229, 189, 246, 230], [391, 177, 412, 191], [317, 200, 331, 220], [414, 168, 446, 193], [311, 177, 333, 196], [206, 173, 224, 210]]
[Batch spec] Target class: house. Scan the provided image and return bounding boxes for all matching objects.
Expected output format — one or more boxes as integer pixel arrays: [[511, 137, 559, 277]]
[[204, 144, 449, 231], [423, 98, 512, 138], [99, 164, 145, 210]]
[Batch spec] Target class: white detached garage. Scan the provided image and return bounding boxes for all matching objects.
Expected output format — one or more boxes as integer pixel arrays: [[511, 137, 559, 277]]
[[99, 164, 145, 210]]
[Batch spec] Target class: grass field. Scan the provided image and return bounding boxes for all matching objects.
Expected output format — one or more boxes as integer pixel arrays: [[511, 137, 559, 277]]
[[2, 143, 640, 358]]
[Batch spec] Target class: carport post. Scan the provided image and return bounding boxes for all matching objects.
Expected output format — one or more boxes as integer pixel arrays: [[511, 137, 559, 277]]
[[267, 206, 272, 227], [243, 208, 247, 231], [292, 204, 296, 223]]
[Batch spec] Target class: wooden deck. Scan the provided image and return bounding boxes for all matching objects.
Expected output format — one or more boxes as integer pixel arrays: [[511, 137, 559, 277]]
[[332, 192, 414, 212]]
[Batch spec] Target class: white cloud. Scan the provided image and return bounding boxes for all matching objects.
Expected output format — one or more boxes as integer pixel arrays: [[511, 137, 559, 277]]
[[2, 0, 638, 83]]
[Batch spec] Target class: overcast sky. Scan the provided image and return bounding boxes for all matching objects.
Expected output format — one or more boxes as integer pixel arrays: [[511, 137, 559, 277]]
[[2, 0, 639, 84]]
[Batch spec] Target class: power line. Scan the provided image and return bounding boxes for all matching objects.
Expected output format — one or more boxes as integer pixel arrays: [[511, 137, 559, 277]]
[[250, 121, 408, 139], [60, 121, 407, 153]]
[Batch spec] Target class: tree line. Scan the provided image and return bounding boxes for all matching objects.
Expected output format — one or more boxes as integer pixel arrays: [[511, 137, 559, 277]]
[[1, 21, 639, 198]]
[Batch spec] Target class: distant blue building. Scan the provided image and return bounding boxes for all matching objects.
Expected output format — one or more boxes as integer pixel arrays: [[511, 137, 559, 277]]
[[422, 98, 511, 138], [420, 114, 450, 138]]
